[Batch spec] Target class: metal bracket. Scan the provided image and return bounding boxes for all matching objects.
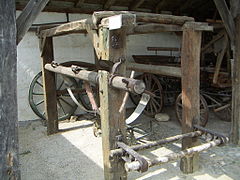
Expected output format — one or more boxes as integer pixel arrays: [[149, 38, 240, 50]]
[[117, 142, 148, 173], [109, 58, 125, 85]]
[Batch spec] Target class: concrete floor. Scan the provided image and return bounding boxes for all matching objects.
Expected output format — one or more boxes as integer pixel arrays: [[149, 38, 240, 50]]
[[19, 108, 240, 180]]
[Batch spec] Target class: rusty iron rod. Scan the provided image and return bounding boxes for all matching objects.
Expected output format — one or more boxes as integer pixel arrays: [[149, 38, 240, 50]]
[[125, 138, 225, 172], [45, 64, 145, 94], [110, 131, 202, 157]]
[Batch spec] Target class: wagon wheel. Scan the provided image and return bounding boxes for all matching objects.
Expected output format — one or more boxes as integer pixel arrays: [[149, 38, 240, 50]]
[[130, 73, 163, 117], [175, 93, 209, 127], [28, 72, 80, 121], [214, 103, 231, 122]]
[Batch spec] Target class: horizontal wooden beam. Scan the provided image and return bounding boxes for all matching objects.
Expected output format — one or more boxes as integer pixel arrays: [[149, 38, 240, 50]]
[[128, 23, 182, 34], [147, 47, 180, 51], [39, 18, 94, 37], [127, 63, 182, 77], [93, 11, 194, 26]]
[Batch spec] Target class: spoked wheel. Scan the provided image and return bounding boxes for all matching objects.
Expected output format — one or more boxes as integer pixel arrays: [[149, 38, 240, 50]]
[[175, 93, 209, 127], [130, 73, 164, 117], [214, 103, 231, 122], [28, 72, 79, 120]]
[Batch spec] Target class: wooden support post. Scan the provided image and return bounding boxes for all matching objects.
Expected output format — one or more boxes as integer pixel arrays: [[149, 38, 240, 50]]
[[98, 25, 128, 179], [180, 23, 202, 173], [231, 15, 240, 144], [41, 37, 58, 135], [0, 0, 20, 179]]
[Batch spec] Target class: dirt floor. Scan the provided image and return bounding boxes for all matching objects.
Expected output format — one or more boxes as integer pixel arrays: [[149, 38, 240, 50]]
[[19, 107, 240, 180]]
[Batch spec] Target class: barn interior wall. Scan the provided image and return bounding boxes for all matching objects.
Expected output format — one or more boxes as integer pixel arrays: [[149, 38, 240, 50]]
[[16, 11, 181, 121]]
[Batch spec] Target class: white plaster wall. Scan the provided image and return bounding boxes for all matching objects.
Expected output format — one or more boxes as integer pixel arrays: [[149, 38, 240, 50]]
[[17, 11, 181, 121]]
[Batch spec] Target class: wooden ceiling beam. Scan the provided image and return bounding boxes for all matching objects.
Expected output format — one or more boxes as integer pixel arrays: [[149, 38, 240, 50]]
[[74, 0, 85, 7], [104, 0, 116, 10], [129, 0, 145, 10]]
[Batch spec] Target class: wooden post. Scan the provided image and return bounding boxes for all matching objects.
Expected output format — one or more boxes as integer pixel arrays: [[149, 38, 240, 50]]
[[231, 15, 240, 144], [180, 23, 202, 173], [0, 0, 20, 179], [98, 26, 128, 179], [41, 37, 58, 135]]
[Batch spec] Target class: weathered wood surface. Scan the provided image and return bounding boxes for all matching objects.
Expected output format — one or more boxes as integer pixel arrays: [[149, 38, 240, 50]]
[[213, 0, 236, 43], [0, 0, 20, 179], [41, 37, 58, 135], [93, 11, 194, 26], [128, 23, 182, 34], [99, 26, 128, 179], [231, 15, 240, 144], [213, 34, 228, 84], [147, 47, 180, 52], [40, 18, 94, 37], [230, 0, 240, 18], [180, 23, 202, 173], [16, 0, 49, 44], [127, 63, 182, 77]]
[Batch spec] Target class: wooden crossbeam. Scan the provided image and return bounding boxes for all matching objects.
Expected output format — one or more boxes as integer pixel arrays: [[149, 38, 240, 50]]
[[104, 0, 116, 10], [213, 0, 236, 43], [129, 0, 145, 10], [39, 18, 94, 37], [16, 0, 49, 44]]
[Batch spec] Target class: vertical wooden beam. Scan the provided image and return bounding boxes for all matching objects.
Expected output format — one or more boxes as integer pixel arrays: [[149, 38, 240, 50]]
[[0, 0, 20, 179], [180, 23, 202, 173], [231, 15, 240, 144], [41, 37, 58, 135], [98, 26, 127, 179]]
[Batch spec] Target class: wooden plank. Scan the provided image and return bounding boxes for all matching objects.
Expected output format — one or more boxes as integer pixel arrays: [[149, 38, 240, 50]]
[[40, 18, 94, 37], [180, 23, 202, 173], [74, 0, 85, 7], [213, 34, 228, 84], [98, 25, 128, 179], [104, 0, 116, 10], [41, 37, 58, 135], [93, 11, 194, 26], [127, 63, 182, 77], [129, 23, 182, 34], [147, 47, 180, 51], [16, 0, 50, 44], [0, 0, 20, 179], [231, 15, 240, 144], [130, 0, 145, 10], [213, 0, 236, 43]]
